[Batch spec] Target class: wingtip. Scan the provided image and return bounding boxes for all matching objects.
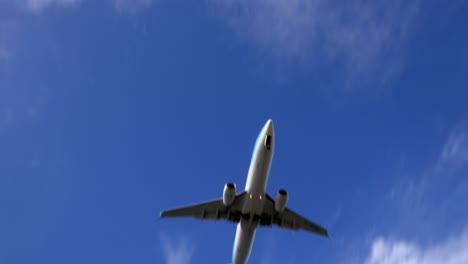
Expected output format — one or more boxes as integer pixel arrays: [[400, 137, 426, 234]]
[[157, 211, 165, 221]]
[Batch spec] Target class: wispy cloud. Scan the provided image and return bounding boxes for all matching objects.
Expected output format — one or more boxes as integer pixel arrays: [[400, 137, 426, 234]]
[[19, 0, 155, 13], [23, 0, 81, 12], [0, 48, 9, 61], [0, 21, 18, 64], [438, 124, 468, 171], [390, 122, 468, 223], [111, 0, 155, 13], [365, 229, 468, 264], [0, 0, 154, 67], [0, 27, 11, 61], [210, 0, 421, 89], [360, 121, 468, 263], [159, 234, 195, 264], [0, 38, 11, 62]]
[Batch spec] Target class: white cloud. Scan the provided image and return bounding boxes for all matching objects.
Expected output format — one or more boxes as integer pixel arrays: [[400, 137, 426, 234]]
[[24, 0, 80, 11], [210, 0, 421, 89], [160, 235, 195, 264], [365, 230, 468, 264], [364, 122, 468, 263]]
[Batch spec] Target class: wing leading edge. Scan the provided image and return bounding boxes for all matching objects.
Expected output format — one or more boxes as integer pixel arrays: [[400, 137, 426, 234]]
[[160, 192, 247, 222], [262, 194, 329, 237], [159, 192, 328, 237]]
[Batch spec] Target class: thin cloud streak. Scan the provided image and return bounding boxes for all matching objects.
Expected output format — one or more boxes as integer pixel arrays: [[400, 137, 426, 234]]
[[23, 0, 80, 11], [210, 0, 421, 89], [390, 121, 468, 224], [19, 0, 154, 13], [438, 125, 468, 171], [160, 234, 195, 264]]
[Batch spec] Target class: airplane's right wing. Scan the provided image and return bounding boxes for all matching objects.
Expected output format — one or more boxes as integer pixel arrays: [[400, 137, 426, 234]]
[[273, 207, 329, 237], [160, 192, 246, 222], [263, 194, 329, 237]]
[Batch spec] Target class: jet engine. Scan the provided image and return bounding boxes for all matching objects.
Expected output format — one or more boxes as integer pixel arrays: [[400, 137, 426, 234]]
[[223, 183, 236, 206], [275, 189, 288, 212]]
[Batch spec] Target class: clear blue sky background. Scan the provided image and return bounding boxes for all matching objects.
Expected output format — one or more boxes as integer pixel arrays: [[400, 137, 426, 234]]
[[1, 1, 468, 263]]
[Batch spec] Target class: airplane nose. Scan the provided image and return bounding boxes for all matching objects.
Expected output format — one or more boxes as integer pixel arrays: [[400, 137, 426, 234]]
[[265, 119, 274, 135]]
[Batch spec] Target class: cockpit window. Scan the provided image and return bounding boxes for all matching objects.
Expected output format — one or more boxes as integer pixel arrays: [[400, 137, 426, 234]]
[[265, 135, 272, 150]]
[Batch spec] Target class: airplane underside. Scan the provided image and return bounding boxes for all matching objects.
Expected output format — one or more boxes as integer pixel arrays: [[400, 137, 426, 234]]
[[160, 120, 328, 264]]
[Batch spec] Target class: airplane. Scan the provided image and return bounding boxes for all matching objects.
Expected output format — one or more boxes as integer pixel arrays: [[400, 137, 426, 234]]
[[160, 119, 328, 264]]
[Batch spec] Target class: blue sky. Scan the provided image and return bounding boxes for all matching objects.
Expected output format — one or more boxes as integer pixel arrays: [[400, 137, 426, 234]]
[[1, 0, 468, 263]]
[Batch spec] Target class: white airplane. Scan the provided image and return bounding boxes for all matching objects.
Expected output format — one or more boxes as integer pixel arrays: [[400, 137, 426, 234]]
[[160, 119, 328, 264]]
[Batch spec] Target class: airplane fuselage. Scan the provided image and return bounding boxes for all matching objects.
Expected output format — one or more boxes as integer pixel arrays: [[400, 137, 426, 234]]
[[160, 119, 328, 263], [233, 119, 275, 264]]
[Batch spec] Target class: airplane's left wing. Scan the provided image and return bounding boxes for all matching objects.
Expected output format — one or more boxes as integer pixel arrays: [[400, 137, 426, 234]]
[[160, 192, 246, 222]]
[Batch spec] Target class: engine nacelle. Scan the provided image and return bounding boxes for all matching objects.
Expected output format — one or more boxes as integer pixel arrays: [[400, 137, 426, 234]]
[[223, 183, 236, 206], [275, 189, 288, 212]]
